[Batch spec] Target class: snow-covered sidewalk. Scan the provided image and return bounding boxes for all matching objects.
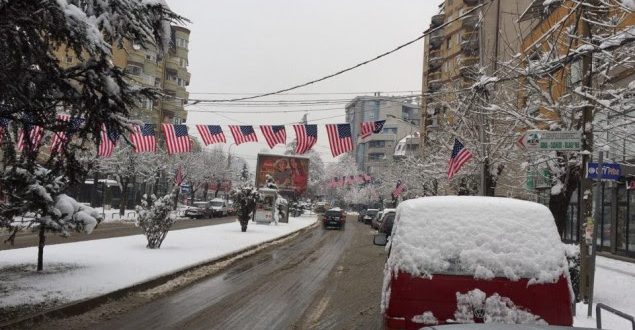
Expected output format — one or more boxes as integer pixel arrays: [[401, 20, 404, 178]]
[[0, 215, 316, 314], [574, 256, 635, 330]]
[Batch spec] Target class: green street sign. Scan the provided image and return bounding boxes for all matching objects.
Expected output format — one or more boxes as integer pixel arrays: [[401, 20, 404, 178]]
[[517, 130, 581, 151]]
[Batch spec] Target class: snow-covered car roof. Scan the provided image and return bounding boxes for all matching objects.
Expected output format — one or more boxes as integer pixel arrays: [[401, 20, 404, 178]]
[[328, 207, 342, 211], [387, 196, 567, 284], [382, 208, 396, 214]]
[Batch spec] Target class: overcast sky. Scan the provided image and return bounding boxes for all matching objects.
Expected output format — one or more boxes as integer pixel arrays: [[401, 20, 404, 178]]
[[167, 0, 439, 169]]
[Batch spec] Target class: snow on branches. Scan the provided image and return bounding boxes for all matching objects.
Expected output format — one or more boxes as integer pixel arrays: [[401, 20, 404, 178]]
[[136, 193, 176, 249]]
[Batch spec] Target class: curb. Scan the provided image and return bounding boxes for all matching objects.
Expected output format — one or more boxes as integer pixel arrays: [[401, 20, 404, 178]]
[[1, 220, 318, 329]]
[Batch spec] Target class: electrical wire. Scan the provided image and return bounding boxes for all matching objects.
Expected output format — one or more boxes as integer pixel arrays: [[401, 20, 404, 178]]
[[189, 3, 484, 104]]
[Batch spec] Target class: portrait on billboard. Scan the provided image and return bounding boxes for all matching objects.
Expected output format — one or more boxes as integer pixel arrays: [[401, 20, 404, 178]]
[[256, 154, 310, 196]]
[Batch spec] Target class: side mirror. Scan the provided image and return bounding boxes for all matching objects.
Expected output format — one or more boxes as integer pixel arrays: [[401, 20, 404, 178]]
[[373, 233, 388, 246]]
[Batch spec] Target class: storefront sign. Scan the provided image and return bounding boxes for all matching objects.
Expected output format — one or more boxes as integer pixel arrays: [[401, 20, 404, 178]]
[[586, 162, 621, 181]]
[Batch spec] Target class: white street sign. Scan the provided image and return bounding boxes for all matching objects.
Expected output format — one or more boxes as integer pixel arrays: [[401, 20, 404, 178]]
[[517, 130, 582, 151]]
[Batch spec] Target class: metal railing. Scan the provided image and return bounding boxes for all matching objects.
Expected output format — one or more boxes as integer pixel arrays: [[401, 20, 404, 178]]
[[596, 303, 634, 330]]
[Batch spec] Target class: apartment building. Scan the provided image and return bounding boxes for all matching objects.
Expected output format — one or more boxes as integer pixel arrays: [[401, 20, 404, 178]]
[[420, 0, 532, 140], [111, 25, 191, 125], [345, 96, 420, 175]]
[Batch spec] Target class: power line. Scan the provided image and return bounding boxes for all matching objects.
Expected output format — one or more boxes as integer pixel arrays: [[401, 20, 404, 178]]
[[189, 3, 484, 104], [189, 90, 421, 96]]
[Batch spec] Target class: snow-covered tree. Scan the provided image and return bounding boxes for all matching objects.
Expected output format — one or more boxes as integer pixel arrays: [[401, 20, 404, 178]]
[[0, 0, 183, 267], [97, 145, 167, 216], [136, 192, 176, 249], [230, 185, 260, 232]]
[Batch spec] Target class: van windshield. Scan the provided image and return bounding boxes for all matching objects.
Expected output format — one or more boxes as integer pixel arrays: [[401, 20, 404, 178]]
[[193, 202, 208, 208], [325, 210, 342, 217], [210, 201, 224, 207]]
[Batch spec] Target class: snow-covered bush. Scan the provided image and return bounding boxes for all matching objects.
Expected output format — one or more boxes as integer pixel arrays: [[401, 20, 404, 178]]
[[230, 186, 260, 232], [136, 193, 176, 249]]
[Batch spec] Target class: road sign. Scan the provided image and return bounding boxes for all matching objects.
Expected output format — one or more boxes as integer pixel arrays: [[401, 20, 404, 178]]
[[517, 130, 581, 151], [586, 162, 621, 181]]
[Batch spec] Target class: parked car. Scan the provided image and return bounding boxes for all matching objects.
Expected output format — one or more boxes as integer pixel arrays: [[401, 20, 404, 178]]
[[209, 198, 229, 217], [314, 202, 327, 214], [184, 201, 212, 219], [374, 196, 573, 329], [372, 209, 392, 230], [322, 207, 346, 230], [378, 210, 396, 236], [227, 200, 236, 215]]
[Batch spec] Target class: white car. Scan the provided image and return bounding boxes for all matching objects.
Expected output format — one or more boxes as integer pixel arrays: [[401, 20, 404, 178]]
[[209, 198, 229, 217]]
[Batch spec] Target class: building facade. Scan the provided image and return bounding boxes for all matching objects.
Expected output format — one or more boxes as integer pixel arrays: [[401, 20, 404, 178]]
[[420, 0, 532, 142], [345, 96, 420, 175], [111, 25, 191, 125]]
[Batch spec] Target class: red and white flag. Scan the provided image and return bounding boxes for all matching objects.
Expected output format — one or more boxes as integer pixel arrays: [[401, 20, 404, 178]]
[[392, 180, 406, 197], [196, 125, 226, 145], [98, 124, 120, 158], [130, 124, 156, 153], [175, 166, 184, 186], [359, 120, 385, 139], [17, 125, 44, 152], [162, 124, 191, 154], [293, 124, 318, 154], [325, 123, 353, 157], [260, 125, 286, 149], [50, 115, 82, 153], [448, 138, 473, 179], [229, 125, 258, 145]]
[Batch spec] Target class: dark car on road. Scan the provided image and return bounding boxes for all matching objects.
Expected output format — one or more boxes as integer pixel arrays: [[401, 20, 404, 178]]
[[372, 209, 393, 230], [184, 201, 213, 219], [362, 208, 379, 225], [322, 207, 346, 230]]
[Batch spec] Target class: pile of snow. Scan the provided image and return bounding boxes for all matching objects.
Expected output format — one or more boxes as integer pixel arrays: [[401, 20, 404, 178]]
[[450, 289, 547, 325], [386, 197, 568, 283]]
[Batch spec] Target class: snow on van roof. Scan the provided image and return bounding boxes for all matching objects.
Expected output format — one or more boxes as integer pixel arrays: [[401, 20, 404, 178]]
[[387, 196, 568, 284]]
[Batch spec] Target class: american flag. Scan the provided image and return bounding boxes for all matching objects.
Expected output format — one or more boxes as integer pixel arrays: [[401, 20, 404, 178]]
[[260, 125, 286, 149], [98, 124, 120, 158], [363, 173, 372, 183], [392, 180, 406, 197], [130, 124, 156, 153], [448, 138, 473, 179], [175, 166, 184, 186], [229, 125, 258, 145], [162, 124, 191, 154], [0, 117, 10, 144], [196, 125, 226, 145], [326, 123, 353, 157], [293, 124, 318, 154], [50, 115, 83, 152], [359, 120, 385, 139], [17, 115, 44, 152]]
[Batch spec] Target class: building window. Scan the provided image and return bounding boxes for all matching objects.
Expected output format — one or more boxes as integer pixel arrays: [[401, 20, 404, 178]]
[[125, 65, 142, 76], [65, 56, 73, 64], [176, 38, 188, 48], [369, 141, 386, 148], [154, 77, 161, 87], [368, 153, 385, 161], [382, 127, 397, 134]]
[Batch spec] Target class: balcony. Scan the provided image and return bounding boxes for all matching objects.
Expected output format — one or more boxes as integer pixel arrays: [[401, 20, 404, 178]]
[[428, 80, 442, 93], [429, 30, 444, 50], [430, 14, 446, 29], [461, 14, 479, 30], [463, 0, 479, 6], [458, 56, 479, 78], [461, 38, 479, 56], [428, 57, 444, 72]]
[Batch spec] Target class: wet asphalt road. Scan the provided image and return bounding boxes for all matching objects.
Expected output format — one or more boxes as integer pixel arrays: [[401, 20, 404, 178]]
[[0, 217, 236, 250], [86, 216, 386, 330]]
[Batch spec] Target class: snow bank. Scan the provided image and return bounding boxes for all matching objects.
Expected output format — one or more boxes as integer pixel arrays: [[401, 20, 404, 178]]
[[451, 289, 547, 325], [386, 197, 567, 283]]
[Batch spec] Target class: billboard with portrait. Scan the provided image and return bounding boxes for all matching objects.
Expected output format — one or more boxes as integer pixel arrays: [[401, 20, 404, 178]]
[[255, 154, 310, 197]]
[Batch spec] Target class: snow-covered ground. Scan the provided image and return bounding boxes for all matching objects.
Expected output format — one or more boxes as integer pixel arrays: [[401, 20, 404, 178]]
[[0, 214, 316, 311], [574, 256, 635, 330]]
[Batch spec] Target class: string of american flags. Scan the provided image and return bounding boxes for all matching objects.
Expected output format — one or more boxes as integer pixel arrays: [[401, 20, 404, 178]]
[[0, 114, 387, 159]]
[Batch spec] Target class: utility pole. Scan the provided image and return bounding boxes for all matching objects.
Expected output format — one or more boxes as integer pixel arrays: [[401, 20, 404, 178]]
[[578, 1, 594, 304]]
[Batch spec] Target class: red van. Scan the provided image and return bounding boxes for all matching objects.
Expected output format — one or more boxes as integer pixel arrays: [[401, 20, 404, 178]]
[[375, 196, 573, 329]]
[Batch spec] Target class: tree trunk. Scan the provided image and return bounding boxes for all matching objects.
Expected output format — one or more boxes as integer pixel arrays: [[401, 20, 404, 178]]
[[120, 179, 128, 216], [202, 183, 209, 201], [37, 225, 45, 271], [173, 188, 180, 210], [549, 192, 570, 238]]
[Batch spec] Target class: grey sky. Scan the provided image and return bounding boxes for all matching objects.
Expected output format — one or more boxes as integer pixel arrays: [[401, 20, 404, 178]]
[[167, 0, 439, 169]]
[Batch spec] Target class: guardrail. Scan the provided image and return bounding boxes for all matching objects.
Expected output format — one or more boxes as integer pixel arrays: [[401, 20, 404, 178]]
[[596, 303, 635, 330]]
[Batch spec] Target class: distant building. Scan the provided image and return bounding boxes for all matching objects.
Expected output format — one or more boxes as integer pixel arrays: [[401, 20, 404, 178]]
[[345, 95, 420, 175], [394, 133, 421, 159]]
